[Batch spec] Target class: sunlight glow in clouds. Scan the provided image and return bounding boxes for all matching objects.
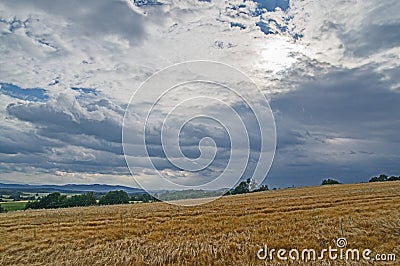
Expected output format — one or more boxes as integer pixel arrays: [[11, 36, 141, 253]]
[[257, 36, 305, 74]]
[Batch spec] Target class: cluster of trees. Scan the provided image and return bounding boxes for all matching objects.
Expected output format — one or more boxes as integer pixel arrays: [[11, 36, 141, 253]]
[[25, 190, 159, 210], [25, 192, 97, 209], [369, 174, 400, 183], [225, 178, 269, 196], [99, 190, 129, 205], [0, 204, 4, 213], [321, 179, 341, 185], [321, 174, 400, 186]]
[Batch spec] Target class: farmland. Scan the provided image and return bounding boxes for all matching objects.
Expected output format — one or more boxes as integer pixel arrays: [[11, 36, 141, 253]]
[[0, 182, 399, 265], [0, 201, 27, 212]]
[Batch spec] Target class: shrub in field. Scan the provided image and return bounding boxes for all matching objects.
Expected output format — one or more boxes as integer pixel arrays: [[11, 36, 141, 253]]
[[369, 174, 388, 182], [370, 174, 388, 182], [321, 179, 341, 185], [0, 204, 4, 213], [369, 174, 400, 182], [388, 176, 400, 181], [253, 184, 269, 192]]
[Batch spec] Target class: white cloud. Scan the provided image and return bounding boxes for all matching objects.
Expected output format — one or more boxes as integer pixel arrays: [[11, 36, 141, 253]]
[[0, 0, 399, 187], [288, 0, 400, 69]]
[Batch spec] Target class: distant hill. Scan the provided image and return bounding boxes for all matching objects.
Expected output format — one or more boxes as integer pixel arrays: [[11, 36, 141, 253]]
[[0, 183, 145, 194]]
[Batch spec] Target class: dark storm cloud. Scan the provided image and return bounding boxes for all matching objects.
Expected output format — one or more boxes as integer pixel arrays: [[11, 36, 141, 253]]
[[1, 93, 128, 175], [315, 0, 400, 58], [7, 94, 123, 143], [0, 127, 62, 155], [268, 65, 400, 187], [139, 100, 270, 184], [342, 22, 400, 57], [273, 66, 400, 140], [3, 90, 263, 180]]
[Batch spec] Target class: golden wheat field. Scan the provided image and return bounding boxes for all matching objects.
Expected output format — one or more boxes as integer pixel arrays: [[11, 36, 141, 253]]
[[0, 182, 399, 266]]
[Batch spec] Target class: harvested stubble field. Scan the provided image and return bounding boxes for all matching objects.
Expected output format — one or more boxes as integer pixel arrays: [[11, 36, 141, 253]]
[[0, 182, 399, 265]]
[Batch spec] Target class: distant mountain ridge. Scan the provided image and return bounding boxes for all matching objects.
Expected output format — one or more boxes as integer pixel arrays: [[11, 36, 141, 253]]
[[0, 183, 145, 194]]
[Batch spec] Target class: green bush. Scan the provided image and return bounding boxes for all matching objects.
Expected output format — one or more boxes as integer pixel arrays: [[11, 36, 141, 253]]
[[321, 179, 341, 185], [388, 176, 400, 181], [253, 184, 269, 192], [369, 174, 399, 182], [369, 174, 388, 182]]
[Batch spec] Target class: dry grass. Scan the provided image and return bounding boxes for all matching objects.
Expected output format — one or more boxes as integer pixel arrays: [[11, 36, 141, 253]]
[[0, 182, 399, 265]]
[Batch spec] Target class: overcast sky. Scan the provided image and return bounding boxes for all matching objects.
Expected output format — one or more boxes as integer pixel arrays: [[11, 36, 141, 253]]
[[0, 0, 399, 189]]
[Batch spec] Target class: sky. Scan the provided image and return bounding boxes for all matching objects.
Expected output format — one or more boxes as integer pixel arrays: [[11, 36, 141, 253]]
[[0, 0, 399, 190]]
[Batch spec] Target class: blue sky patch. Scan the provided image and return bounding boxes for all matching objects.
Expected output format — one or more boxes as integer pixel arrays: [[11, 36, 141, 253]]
[[253, 0, 290, 11], [0, 82, 49, 102]]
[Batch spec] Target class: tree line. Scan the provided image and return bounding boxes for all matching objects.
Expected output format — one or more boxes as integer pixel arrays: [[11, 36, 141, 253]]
[[23, 180, 270, 210], [5, 173, 400, 211], [321, 174, 400, 185], [25, 190, 158, 210], [368, 174, 400, 182]]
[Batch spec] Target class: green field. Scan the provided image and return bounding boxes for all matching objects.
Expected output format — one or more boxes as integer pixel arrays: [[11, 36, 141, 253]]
[[0, 201, 27, 212]]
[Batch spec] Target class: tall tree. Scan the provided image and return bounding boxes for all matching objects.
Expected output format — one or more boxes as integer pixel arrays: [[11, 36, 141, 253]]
[[232, 180, 250, 195]]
